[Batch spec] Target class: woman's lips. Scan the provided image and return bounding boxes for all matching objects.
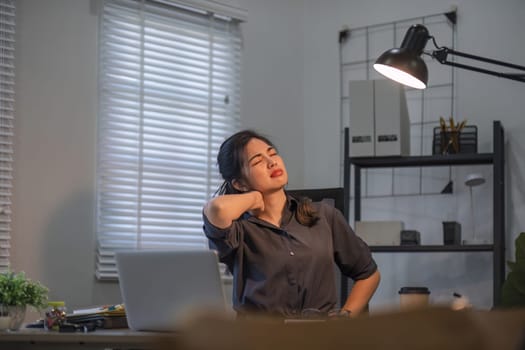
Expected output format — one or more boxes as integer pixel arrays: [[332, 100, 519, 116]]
[[271, 169, 283, 178]]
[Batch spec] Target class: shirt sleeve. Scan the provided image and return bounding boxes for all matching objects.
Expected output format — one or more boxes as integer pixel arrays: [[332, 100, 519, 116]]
[[202, 211, 242, 271], [326, 204, 378, 281]]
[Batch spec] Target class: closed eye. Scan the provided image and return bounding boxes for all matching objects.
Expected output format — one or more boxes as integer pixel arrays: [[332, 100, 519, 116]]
[[248, 147, 278, 167], [250, 155, 263, 166]]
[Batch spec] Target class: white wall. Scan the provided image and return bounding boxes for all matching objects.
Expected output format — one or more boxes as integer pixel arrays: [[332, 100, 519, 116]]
[[11, 0, 525, 314], [239, 0, 305, 187], [12, 0, 305, 312], [12, 0, 109, 310]]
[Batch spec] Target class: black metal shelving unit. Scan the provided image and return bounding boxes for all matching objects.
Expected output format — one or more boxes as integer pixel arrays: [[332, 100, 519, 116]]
[[343, 120, 505, 306]]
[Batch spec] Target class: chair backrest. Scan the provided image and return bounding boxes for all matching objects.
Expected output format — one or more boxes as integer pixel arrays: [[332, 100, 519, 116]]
[[286, 187, 345, 216]]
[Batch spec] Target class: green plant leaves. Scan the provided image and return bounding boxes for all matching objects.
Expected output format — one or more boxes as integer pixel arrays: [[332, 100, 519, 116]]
[[501, 232, 525, 307], [0, 271, 49, 309], [515, 231, 525, 264]]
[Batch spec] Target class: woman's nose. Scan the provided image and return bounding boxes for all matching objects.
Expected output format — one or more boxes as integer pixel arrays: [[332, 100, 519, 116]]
[[266, 156, 277, 167]]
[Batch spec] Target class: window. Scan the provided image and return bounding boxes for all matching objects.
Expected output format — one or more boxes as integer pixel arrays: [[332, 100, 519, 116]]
[[96, 0, 242, 279], [0, 0, 15, 273]]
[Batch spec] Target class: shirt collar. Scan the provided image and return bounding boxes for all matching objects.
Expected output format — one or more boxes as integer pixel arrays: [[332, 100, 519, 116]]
[[245, 193, 298, 228]]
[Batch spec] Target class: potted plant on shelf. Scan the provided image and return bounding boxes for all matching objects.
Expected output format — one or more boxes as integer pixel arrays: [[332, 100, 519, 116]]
[[0, 271, 49, 330], [501, 232, 525, 308]]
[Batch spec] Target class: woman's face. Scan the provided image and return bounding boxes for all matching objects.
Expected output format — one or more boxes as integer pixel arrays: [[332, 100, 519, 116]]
[[235, 137, 288, 193]]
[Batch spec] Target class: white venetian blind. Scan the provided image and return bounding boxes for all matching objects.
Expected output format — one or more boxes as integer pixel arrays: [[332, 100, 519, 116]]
[[0, 0, 15, 274], [96, 0, 242, 279]]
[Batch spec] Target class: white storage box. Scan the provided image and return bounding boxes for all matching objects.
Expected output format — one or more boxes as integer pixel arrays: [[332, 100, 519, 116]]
[[349, 80, 375, 157], [349, 79, 410, 157], [374, 80, 410, 156]]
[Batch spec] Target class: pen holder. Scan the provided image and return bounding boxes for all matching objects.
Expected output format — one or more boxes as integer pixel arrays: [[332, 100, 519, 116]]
[[440, 131, 459, 154], [443, 221, 462, 245], [45, 301, 67, 331], [433, 126, 478, 155]]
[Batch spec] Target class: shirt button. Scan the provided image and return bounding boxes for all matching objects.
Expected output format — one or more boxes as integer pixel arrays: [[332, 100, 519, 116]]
[[290, 251, 295, 256]]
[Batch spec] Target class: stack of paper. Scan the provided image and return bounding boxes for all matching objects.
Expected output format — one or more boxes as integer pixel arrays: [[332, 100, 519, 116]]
[[66, 304, 128, 329]]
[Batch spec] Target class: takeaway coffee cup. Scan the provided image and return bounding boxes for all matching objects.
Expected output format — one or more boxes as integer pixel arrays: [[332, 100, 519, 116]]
[[398, 286, 431, 310]]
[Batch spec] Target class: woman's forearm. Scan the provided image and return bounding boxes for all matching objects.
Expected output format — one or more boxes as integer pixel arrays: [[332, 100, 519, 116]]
[[204, 191, 264, 228], [342, 269, 380, 317]]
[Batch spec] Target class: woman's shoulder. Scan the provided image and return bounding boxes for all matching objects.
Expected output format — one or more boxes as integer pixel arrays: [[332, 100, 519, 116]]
[[310, 199, 341, 218]]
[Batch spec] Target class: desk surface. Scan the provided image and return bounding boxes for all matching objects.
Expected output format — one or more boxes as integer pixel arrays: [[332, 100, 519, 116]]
[[0, 328, 164, 350]]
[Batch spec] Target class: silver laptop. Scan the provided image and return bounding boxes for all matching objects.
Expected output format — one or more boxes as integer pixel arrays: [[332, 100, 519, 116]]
[[116, 249, 228, 331]]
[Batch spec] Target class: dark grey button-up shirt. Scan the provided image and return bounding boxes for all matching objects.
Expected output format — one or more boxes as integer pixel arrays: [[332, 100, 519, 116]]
[[203, 194, 377, 316]]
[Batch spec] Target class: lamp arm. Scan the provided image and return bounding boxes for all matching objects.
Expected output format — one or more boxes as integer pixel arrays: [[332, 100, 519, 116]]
[[431, 47, 525, 83]]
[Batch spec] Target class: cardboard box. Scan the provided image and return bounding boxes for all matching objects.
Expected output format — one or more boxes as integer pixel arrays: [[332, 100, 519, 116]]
[[355, 220, 403, 246]]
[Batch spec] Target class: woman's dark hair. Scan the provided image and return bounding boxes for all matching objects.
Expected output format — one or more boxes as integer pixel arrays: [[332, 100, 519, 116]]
[[294, 196, 320, 227], [216, 130, 275, 195], [216, 129, 319, 227]]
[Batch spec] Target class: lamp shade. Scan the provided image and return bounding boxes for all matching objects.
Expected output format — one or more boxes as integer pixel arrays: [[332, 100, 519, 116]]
[[373, 24, 430, 89], [465, 173, 485, 187]]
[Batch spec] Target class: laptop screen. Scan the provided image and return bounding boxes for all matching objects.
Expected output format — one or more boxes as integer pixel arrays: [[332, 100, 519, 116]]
[[116, 250, 228, 331]]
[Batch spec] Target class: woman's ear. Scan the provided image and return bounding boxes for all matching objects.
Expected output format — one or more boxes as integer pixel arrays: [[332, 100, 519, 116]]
[[232, 179, 248, 192]]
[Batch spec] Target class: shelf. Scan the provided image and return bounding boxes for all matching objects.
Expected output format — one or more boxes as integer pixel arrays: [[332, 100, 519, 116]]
[[343, 121, 505, 306], [370, 244, 494, 253], [350, 153, 494, 168]]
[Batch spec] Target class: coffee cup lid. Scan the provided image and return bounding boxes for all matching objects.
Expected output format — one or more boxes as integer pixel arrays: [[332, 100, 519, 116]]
[[398, 286, 430, 294]]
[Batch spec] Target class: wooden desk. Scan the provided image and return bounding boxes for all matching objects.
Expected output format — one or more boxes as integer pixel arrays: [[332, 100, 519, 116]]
[[0, 328, 162, 350], [4, 308, 525, 350]]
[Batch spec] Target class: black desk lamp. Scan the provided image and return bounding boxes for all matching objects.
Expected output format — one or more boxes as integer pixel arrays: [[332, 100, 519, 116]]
[[373, 24, 525, 89]]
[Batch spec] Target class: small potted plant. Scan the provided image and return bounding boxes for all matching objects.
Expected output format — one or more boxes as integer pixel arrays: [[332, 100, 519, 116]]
[[501, 232, 525, 307], [0, 271, 49, 330]]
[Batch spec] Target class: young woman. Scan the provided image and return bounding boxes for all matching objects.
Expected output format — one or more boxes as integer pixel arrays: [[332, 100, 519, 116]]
[[203, 130, 380, 318]]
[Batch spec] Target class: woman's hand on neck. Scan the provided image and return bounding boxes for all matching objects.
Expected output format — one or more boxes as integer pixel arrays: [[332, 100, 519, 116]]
[[252, 189, 287, 227]]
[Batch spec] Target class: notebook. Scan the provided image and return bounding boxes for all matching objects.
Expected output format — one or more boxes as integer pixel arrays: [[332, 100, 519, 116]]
[[116, 249, 228, 331]]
